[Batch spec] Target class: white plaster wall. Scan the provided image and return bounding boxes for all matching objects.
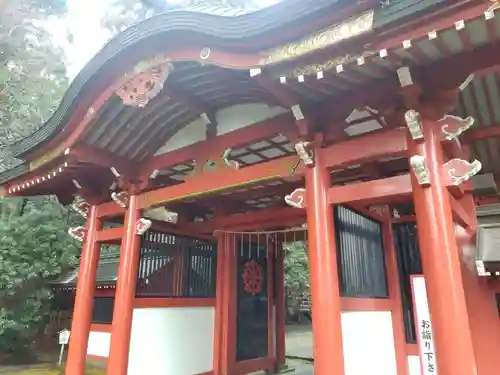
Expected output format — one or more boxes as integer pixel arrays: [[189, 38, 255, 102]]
[[341, 311, 398, 375], [408, 355, 421, 375], [155, 116, 207, 155], [87, 331, 111, 358], [215, 103, 288, 135], [127, 306, 215, 375], [154, 103, 289, 155]]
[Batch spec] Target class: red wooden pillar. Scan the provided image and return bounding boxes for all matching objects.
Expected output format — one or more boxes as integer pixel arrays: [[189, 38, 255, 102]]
[[107, 195, 141, 375], [381, 206, 409, 375], [274, 240, 287, 370], [408, 118, 477, 375], [66, 206, 101, 375], [305, 151, 345, 375], [220, 233, 237, 375], [266, 241, 275, 362], [213, 232, 227, 375]]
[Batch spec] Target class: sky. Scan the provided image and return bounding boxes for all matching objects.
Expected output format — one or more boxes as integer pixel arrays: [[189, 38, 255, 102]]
[[46, 0, 278, 78]]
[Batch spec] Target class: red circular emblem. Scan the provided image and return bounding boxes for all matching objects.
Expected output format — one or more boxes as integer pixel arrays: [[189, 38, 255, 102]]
[[242, 260, 264, 296]]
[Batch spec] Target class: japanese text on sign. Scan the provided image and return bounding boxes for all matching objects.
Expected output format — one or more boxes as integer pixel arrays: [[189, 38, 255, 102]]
[[411, 276, 438, 375]]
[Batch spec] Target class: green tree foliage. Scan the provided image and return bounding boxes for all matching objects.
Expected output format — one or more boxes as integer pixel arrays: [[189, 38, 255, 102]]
[[0, 0, 69, 154], [284, 241, 309, 294], [0, 0, 78, 357], [0, 198, 83, 356], [283, 241, 309, 320]]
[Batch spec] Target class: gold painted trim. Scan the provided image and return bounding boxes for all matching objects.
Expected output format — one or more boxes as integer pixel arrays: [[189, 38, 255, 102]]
[[258, 9, 375, 66], [26, 11, 375, 171]]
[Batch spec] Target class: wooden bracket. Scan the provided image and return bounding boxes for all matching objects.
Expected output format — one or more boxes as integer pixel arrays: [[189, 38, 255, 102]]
[[68, 226, 87, 242], [442, 158, 482, 199], [409, 155, 431, 186], [188, 146, 240, 179], [404, 110, 424, 141], [136, 218, 152, 235], [284, 188, 307, 209], [71, 197, 91, 218], [438, 114, 475, 141]]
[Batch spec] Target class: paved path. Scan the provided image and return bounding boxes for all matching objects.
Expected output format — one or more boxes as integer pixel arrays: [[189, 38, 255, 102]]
[[286, 360, 314, 374], [1, 325, 315, 374], [286, 324, 314, 360]]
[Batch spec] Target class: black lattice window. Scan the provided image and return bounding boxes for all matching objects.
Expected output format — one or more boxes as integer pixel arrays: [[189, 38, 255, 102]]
[[393, 223, 422, 343], [92, 296, 114, 324], [334, 206, 388, 298], [136, 231, 217, 298]]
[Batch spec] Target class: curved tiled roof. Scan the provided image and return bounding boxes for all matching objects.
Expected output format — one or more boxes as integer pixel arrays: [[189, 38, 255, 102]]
[[0, 0, 452, 185], [6, 0, 355, 158]]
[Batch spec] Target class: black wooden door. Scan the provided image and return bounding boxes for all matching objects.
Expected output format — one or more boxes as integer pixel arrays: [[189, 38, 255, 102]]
[[236, 241, 269, 361]]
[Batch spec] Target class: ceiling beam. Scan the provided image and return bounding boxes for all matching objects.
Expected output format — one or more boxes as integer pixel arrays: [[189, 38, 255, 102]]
[[138, 127, 409, 209], [462, 126, 500, 142], [142, 112, 297, 174], [66, 144, 136, 174]]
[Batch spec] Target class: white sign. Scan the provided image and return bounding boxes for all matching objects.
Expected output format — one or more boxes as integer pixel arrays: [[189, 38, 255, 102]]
[[59, 329, 70, 345], [410, 275, 438, 375]]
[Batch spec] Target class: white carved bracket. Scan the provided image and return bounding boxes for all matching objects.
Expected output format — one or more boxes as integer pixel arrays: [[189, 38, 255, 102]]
[[405, 110, 424, 141], [68, 226, 87, 242], [294, 141, 314, 167], [291, 104, 304, 120], [397, 66, 413, 87], [136, 218, 152, 235], [284, 188, 307, 208], [111, 191, 129, 208], [438, 115, 475, 141], [222, 148, 240, 170], [442, 158, 482, 186], [71, 197, 90, 218], [410, 155, 431, 186]]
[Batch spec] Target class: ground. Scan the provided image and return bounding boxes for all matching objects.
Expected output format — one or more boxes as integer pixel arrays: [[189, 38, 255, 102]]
[[0, 324, 314, 374], [285, 323, 313, 360]]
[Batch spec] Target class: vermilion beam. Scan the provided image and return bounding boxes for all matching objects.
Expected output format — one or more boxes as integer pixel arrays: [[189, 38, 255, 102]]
[[184, 206, 304, 234], [463, 126, 500, 142], [139, 127, 411, 209], [138, 155, 300, 209], [319, 127, 408, 168], [96, 201, 125, 218], [96, 227, 124, 243], [327, 174, 412, 205], [143, 113, 297, 174]]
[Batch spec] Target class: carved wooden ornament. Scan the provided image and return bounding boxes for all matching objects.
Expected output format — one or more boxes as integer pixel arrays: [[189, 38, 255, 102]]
[[294, 141, 314, 167], [404, 110, 424, 140], [116, 63, 173, 108], [222, 148, 240, 170], [71, 197, 90, 218], [284, 188, 307, 208], [136, 218, 152, 235], [68, 226, 87, 242], [242, 260, 264, 296], [410, 155, 430, 186], [111, 191, 129, 208], [443, 158, 482, 186], [439, 115, 475, 141]]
